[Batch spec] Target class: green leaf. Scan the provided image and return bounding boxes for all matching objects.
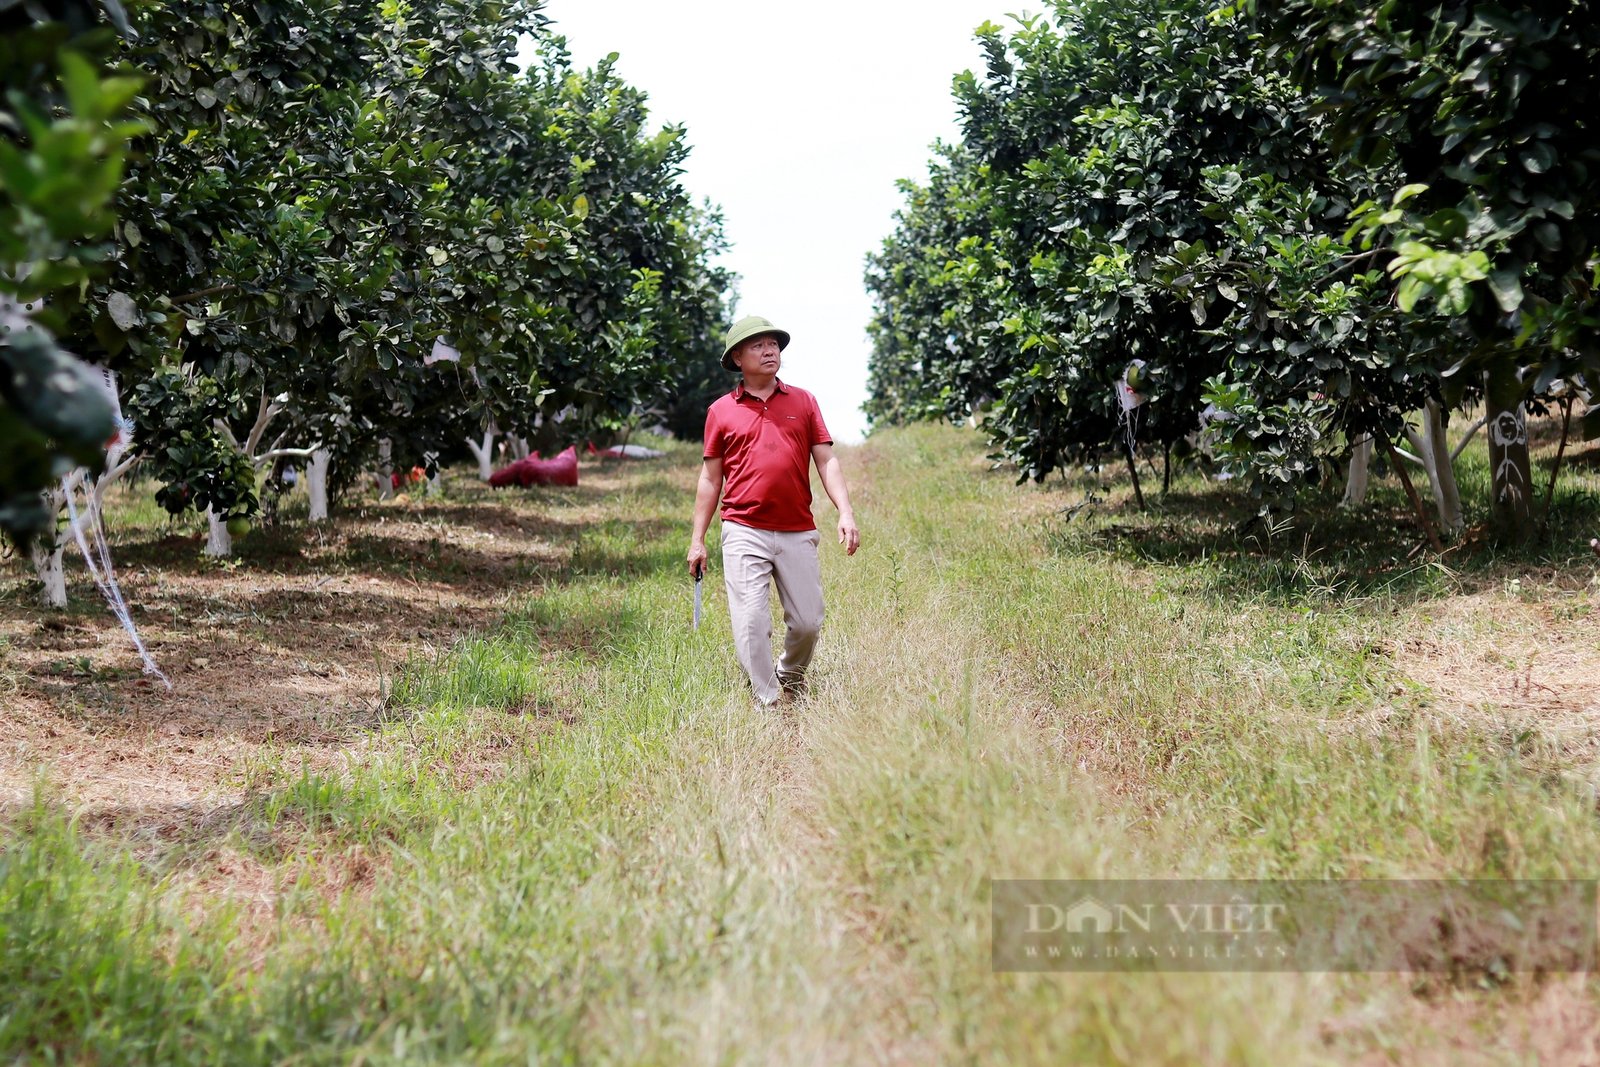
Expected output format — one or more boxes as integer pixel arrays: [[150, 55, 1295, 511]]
[[57, 51, 102, 120], [1520, 143, 1556, 175], [1396, 276, 1423, 313], [1487, 268, 1523, 313], [107, 292, 142, 330], [1420, 209, 1466, 241]]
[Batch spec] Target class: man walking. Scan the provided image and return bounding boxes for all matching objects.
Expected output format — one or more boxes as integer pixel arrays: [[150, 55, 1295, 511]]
[[687, 315, 860, 707]]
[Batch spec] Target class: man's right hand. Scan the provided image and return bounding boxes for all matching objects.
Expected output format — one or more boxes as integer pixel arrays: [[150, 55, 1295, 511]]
[[687, 542, 708, 579]]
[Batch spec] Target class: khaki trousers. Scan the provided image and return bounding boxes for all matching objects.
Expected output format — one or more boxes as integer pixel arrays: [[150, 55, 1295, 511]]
[[720, 520, 824, 706]]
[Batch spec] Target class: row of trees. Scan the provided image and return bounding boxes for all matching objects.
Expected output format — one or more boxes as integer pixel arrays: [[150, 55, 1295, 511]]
[[4, 0, 732, 601], [866, 0, 1598, 544]]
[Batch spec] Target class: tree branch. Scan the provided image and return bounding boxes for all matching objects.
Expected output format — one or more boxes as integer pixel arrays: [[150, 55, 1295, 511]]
[[103, 451, 141, 484], [90, 453, 141, 515], [256, 444, 322, 465], [1378, 433, 1444, 553], [1539, 397, 1573, 539], [213, 417, 243, 453], [1450, 414, 1487, 462], [1393, 445, 1426, 468], [243, 390, 284, 458], [166, 284, 237, 305]]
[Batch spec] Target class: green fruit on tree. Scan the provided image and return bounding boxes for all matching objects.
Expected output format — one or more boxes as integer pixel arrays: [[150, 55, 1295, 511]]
[[226, 516, 251, 538]]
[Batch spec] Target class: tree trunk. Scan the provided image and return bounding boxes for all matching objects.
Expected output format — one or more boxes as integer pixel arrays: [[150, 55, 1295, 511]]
[[307, 448, 332, 521], [1404, 402, 1463, 536], [1422, 399, 1463, 535], [1485, 372, 1533, 541], [1124, 443, 1146, 510], [1162, 443, 1171, 495], [30, 487, 70, 608], [204, 506, 233, 557], [34, 453, 135, 605], [376, 438, 394, 501], [31, 523, 67, 609], [466, 422, 497, 481], [33, 540, 67, 608], [506, 434, 531, 461], [1342, 435, 1372, 507]]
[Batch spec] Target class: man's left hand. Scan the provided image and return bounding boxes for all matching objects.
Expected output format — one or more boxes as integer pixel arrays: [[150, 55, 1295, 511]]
[[838, 515, 860, 556]]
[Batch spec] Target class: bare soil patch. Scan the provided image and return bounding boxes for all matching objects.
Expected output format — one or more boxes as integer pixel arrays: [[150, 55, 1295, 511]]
[[0, 460, 651, 827]]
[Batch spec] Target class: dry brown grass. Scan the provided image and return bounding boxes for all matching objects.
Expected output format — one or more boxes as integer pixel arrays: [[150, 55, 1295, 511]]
[[0, 458, 653, 841], [1394, 589, 1600, 789]]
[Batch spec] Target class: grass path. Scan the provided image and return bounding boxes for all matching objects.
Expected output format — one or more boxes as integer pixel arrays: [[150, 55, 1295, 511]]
[[4, 424, 1599, 1063]]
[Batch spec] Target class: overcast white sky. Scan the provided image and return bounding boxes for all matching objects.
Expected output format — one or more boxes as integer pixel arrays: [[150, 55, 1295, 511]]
[[526, 1, 1020, 442]]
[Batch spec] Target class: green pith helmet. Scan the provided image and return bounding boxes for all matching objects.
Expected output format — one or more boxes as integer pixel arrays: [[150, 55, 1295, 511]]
[[721, 315, 791, 371]]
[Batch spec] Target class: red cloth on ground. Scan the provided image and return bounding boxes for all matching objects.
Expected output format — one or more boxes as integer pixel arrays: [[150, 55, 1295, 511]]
[[488, 446, 578, 488]]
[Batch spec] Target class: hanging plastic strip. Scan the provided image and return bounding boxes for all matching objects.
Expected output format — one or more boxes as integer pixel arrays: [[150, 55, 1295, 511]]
[[62, 473, 172, 691]]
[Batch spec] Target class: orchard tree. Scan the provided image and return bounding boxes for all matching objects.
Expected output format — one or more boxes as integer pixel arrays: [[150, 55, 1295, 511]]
[[1255, 0, 1600, 538], [871, 0, 1311, 492], [868, 0, 1545, 549], [865, 144, 1013, 430], [1176, 167, 1455, 539], [71, 0, 411, 552], [35, 0, 733, 554]]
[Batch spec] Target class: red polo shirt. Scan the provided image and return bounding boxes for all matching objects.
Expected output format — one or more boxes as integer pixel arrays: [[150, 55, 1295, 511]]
[[703, 378, 833, 531]]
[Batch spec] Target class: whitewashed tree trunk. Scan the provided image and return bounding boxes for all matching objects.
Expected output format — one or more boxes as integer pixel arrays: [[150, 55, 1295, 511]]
[[307, 449, 332, 521], [422, 451, 442, 496], [32, 540, 67, 609], [204, 507, 233, 557], [30, 366, 134, 605], [506, 434, 531, 461], [31, 490, 68, 609], [1422, 399, 1463, 535], [466, 420, 498, 480], [376, 438, 394, 500], [1403, 422, 1439, 507], [1404, 403, 1464, 536], [1342, 435, 1373, 507]]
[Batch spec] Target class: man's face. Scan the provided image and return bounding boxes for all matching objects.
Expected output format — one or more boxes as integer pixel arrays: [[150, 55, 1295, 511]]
[[734, 333, 782, 375]]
